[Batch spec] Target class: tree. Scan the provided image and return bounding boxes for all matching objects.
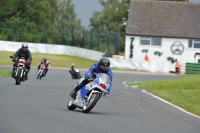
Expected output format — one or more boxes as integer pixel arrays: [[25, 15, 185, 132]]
[[89, 0, 130, 53], [0, 0, 59, 42], [57, 0, 81, 45]]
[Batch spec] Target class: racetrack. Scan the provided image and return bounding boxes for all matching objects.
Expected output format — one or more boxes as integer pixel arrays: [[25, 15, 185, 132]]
[[0, 67, 200, 133]]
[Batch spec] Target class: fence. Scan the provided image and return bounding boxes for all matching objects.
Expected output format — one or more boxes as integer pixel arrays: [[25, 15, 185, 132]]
[[0, 22, 120, 55], [185, 63, 200, 74]]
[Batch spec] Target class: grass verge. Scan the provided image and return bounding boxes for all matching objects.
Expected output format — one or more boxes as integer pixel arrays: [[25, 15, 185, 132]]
[[0, 70, 12, 77], [127, 74, 200, 116], [0, 51, 96, 68]]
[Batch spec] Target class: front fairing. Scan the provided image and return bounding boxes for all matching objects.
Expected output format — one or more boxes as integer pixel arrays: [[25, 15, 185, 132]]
[[76, 73, 110, 103]]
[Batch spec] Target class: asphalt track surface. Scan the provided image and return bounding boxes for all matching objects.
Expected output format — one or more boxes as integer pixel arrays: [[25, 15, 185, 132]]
[[0, 66, 200, 133]]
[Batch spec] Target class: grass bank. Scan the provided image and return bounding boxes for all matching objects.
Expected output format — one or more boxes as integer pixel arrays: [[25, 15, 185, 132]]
[[0, 51, 96, 68], [127, 74, 200, 116], [0, 70, 12, 77]]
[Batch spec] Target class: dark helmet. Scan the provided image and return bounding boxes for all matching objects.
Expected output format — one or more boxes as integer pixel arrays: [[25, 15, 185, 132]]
[[21, 43, 28, 52], [43, 57, 47, 63], [99, 58, 110, 72]]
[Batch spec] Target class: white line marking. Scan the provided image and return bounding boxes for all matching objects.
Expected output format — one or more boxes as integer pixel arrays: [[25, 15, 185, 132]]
[[123, 81, 129, 87], [142, 90, 200, 119]]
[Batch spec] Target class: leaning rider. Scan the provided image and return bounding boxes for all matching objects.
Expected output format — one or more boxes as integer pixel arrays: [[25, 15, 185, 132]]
[[70, 58, 113, 98], [38, 57, 50, 77]]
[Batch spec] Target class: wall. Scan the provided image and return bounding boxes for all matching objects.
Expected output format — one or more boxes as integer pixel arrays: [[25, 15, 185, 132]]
[[1, 40, 191, 73], [0, 41, 105, 61], [125, 35, 200, 72]]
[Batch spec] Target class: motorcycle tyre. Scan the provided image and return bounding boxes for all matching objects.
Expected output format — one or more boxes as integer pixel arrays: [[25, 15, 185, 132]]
[[37, 71, 41, 79], [67, 98, 77, 110], [15, 78, 21, 85], [82, 93, 100, 113], [15, 69, 22, 85]]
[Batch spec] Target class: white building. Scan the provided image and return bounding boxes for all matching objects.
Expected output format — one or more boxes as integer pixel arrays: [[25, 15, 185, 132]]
[[125, 0, 200, 72]]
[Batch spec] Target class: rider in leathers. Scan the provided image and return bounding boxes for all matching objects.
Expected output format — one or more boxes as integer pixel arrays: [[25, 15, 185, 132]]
[[38, 57, 50, 77], [12, 43, 32, 78], [70, 58, 113, 98]]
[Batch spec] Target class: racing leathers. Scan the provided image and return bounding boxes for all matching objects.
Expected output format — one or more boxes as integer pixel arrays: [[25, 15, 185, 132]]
[[38, 61, 50, 77], [12, 48, 32, 77], [70, 62, 113, 98]]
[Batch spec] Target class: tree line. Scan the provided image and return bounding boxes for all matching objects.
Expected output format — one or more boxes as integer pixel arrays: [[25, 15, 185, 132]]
[[0, 0, 187, 54]]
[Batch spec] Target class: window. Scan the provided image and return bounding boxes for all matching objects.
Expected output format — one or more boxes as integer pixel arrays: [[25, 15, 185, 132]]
[[140, 37, 162, 46], [140, 37, 150, 45], [188, 39, 200, 48]]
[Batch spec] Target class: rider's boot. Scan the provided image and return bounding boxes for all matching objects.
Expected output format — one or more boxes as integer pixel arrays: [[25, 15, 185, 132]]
[[70, 85, 81, 98]]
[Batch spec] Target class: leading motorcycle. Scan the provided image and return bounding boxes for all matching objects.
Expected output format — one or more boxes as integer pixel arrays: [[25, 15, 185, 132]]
[[10, 56, 29, 85], [67, 73, 110, 113]]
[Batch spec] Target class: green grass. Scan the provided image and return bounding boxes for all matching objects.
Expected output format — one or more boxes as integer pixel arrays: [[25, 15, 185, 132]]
[[0, 70, 12, 77], [127, 74, 200, 116], [0, 51, 96, 68]]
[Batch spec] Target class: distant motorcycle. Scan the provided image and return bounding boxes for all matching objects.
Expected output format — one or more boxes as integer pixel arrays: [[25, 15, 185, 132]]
[[69, 68, 82, 79], [37, 63, 46, 79], [10, 56, 29, 85], [67, 73, 110, 113]]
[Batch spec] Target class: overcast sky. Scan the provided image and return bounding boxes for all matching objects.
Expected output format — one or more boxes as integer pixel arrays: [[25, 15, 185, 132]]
[[72, 0, 200, 27], [189, 0, 200, 3], [72, 0, 103, 27]]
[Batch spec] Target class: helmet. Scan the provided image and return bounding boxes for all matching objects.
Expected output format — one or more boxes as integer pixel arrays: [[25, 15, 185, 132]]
[[21, 43, 28, 52], [22, 43, 28, 48], [43, 57, 47, 63], [99, 58, 110, 72]]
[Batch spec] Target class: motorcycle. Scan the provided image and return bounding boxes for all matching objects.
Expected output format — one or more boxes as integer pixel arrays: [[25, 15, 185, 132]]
[[37, 63, 46, 79], [67, 73, 110, 113], [10, 56, 29, 85], [69, 68, 82, 79]]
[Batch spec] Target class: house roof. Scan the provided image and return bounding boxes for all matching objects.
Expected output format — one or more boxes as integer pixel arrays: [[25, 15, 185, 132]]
[[126, 1, 200, 39]]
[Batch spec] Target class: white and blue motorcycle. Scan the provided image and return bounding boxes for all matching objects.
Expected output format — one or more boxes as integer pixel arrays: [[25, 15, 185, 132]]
[[67, 73, 110, 113]]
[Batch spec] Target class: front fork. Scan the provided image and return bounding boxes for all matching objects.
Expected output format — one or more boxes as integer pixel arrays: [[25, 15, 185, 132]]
[[86, 90, 102, 102]]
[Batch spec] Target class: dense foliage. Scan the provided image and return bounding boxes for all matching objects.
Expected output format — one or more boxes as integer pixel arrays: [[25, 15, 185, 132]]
[[0, 0, 188, 54]]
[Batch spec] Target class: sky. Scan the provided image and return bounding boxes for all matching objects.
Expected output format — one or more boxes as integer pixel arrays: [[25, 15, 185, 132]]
[[72, 0, 200, 27], [189, 0, 200, 2], [72, 0, 103, 27]]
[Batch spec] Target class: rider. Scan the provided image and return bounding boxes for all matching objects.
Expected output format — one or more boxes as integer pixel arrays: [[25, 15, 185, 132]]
[[12, 43, 32, 78], [69, 63, 77, 78], [71, 63, 76, 70], [70, 58, 113, 98], [38, 57, 50, 77]]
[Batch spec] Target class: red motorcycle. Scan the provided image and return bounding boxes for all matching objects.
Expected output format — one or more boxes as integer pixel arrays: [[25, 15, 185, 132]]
[[10, 56, 29, 85]]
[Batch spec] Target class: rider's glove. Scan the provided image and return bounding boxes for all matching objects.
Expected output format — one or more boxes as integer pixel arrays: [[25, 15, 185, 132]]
[[91, 69, 96, 74], [12, 59, 16, 62], [27, 62, 31, 65]]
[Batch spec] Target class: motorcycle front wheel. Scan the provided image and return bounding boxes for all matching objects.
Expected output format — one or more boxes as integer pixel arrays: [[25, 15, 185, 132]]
[[67, 98, 77, 110], [37, 71, 41, 79], [82, 93, 100, 113]]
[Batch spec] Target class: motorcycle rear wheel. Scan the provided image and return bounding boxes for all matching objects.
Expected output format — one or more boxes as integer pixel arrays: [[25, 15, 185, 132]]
[[82, 93, 100, 113], [67, 98, 77, 110]]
